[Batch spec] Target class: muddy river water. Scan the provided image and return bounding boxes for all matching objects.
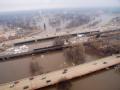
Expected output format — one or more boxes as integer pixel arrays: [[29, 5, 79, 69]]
[[0, 51, 120, 90]]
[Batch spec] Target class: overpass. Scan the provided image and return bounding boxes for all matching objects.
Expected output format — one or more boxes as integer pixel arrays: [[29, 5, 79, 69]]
[[1, 28, 102, 46], [2, 28, 120, 47], [0, 54, 120, 90]]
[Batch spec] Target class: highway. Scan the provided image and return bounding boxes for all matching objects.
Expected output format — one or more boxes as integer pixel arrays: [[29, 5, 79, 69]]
[[2, 28, 100, 46]]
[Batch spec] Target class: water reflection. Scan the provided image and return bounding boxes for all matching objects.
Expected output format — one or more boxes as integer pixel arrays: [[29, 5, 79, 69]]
[[56, 80, 72, 90]]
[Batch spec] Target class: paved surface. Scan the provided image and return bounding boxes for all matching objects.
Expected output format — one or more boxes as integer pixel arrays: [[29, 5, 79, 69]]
[[0, 54, 120, 90]]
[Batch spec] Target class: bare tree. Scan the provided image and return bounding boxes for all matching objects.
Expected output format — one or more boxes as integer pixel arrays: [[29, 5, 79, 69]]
[[30, 61, 43, 76], [64, 43, 85, 65], [53, 37, 65, 46], [53, 35, 71, 46], [87, 38, 120, 56]]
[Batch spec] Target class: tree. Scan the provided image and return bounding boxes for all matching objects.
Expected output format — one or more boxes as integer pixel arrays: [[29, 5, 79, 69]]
[[53, 37, 65, 46], [30, 61, 43, 76], [64, 43, 85, 65], [53, 35, 71, 46]]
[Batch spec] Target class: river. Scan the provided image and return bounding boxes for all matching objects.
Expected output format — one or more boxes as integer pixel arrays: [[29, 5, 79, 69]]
[[0, 51, 119, 90]]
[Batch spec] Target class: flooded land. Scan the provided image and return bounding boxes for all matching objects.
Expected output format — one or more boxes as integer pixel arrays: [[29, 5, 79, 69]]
[[0, 8, 120, 90], [0, 45, 120, 90]]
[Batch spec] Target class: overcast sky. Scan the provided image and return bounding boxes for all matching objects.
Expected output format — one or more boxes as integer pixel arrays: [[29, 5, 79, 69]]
[[0, 0, 120, 12]]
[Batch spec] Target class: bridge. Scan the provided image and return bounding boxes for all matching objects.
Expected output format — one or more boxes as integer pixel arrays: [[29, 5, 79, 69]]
[[0, 54, 120, 90]]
